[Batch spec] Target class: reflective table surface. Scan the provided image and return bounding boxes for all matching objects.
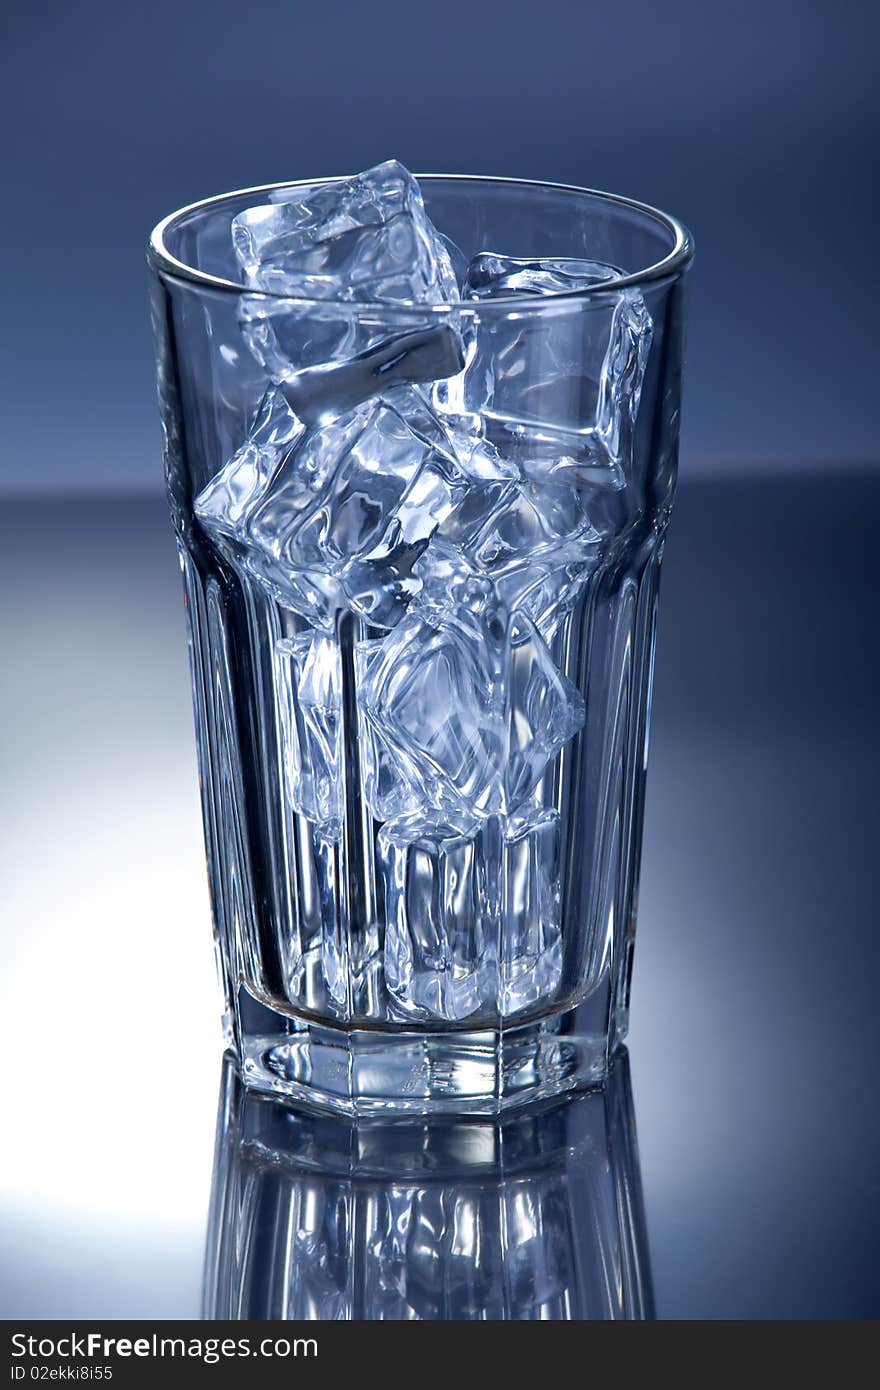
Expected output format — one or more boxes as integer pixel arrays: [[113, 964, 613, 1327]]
[[2, 474, 878, 1319]]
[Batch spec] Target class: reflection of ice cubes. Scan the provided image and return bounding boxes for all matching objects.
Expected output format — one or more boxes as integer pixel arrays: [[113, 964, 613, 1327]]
[[234, 160, 461, 381], [366, 1162, 579, 1315], [358, 606, 583, 821], [462, 252, 652, 482], [380, 807, 562, 1021], [275, 632, 342, 836], [195, 386, 507, 631]]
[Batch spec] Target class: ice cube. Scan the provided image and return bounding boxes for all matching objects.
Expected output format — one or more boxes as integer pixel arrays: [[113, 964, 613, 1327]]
[[194, 387, 306, 538], [379, 807, 563, 1022], [411, 536, 496, 618], [254, 389, 502, 567], [500, 808, 563, 1014], [437, 233, 469, 295], [358, 600, 509, 821], [380, 811, 492, 1021], [233, 161, 464, 384], [433, 465, 607, 640], [462, 252, 652, 482], [275, 631, 343, 835], [355, 639, 423, 823], [358, 604, 583, 821], [237, 295, 364, 382], [504, 615, 584, 807], [415, 530, 593, 641], [595, 292, 654, 472], [493, 544, 593, 638], [434, 458, 626, 638], [464, 254, 623, 299], [194, 391, 347, 627], [278, 324, 464, 425], [233, 161, 459, 304], [194, 389, 347, 625], [340, 537, 427, 630], [195, 385, 507, 631], [438, 466, 607, 603]]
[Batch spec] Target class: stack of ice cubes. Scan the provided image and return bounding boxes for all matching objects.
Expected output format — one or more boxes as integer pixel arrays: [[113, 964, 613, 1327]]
[[194, 160, 652, 1023]]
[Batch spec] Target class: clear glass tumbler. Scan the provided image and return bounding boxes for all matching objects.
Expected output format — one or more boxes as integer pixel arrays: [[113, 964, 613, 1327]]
[[148, 175, 692, 1114]]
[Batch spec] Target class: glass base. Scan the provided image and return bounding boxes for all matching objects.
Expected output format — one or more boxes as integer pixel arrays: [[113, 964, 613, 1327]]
[[234, 983, 617, 1116]]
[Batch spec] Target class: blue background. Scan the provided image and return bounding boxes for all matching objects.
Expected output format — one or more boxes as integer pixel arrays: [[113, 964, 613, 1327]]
[[2, 0, 878, 492], [1, 0, 879, 1323]]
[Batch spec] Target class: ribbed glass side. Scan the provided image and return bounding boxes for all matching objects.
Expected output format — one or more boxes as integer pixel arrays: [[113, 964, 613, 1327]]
[[175, 521, 662, 1108]]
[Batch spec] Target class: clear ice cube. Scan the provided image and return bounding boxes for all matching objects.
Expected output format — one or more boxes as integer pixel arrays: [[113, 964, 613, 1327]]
[[411, 536, 496, 618], [428, 446, 610, 641], [358, 602, 507, 821], [413, 530, 593, 641], [355, 638, 423, 824], [462, 252, 652, 482], [194, 387, 305, 537], [196, 383, 509, 632], [380, 812, 490, 1021], [456, 475, 600, 570], [237, 295, 364, 383], [358, 604, 583, 822], [194, 390, 344, 627], [233, 161, 459, 304], [340, 536, 427, 629], [379, 807, 563, 1022], [248, 388, 500, 627], [234, 160, 462, 382], [464, 253, 623, 298], [275, 631, 343, 835], [504, 616, 585, 809], [277, 324, 465, 425], [500, 808, 563, 1014]]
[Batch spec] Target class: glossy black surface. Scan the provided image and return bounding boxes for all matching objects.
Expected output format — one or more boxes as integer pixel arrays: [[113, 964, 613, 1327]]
[[1, 474, 878, 1318]]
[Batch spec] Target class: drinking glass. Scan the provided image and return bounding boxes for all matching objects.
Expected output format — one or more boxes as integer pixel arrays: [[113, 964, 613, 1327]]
[[148, 175, 693, 1114]]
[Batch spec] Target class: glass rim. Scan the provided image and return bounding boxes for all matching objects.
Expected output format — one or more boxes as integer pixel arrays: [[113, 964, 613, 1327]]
[[147, 172, 694, 308]]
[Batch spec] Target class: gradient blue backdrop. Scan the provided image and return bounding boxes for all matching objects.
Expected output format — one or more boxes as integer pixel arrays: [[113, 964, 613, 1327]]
[[2, 0, 877, 492], [2, 3, 879, 1320]]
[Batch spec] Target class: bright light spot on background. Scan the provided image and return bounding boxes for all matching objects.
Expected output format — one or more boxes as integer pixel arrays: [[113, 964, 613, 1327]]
[[0, 510, 224, 1315]]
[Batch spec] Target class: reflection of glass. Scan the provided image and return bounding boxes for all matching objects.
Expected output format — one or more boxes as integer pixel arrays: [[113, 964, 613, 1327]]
[[203, 1048, 653, 1320]]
